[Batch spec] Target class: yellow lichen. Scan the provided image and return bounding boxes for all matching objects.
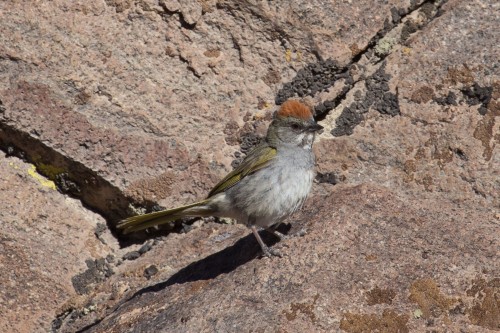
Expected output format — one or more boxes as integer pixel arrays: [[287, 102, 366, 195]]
[[27, 165, 57, 190]]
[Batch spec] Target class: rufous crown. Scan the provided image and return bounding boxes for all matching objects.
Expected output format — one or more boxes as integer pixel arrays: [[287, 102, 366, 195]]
[[277, 100, 313, 120]]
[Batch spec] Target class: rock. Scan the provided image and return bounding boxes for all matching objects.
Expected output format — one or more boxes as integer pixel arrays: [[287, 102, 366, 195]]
[[0, 0, 498, 332], [0, 154, 114, 333], [64, 184, 499, 332], [0, 0, 416, 222], [143, 265, 159, 280]]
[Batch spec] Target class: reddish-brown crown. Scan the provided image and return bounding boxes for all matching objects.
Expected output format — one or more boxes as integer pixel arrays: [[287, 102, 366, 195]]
[[277, 100, 313, 120]]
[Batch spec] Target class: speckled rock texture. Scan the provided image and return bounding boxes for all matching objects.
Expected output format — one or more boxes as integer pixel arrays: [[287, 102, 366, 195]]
[[0, 0, 498, 332], [0, 154, 115, 333]]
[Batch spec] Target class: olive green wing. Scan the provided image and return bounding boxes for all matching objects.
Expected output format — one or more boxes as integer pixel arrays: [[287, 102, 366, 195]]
[[208, 144, 277, 197]]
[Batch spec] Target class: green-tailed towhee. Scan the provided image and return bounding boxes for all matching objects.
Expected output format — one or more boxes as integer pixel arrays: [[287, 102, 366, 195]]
[[117, 99, 323, 257]]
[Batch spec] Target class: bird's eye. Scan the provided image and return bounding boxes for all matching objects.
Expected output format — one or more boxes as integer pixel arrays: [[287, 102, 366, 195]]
[[291, 123, 301, 130]]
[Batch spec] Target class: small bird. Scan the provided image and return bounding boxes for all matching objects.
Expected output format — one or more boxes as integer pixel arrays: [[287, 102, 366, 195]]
[[117, 100, 323, 257]]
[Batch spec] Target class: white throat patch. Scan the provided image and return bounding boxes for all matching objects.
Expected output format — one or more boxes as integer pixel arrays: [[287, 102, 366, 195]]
[[300, 132, 315, 149]]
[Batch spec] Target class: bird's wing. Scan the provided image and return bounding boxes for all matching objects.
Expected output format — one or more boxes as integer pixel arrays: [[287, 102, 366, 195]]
[[208, 143, 277, 197]]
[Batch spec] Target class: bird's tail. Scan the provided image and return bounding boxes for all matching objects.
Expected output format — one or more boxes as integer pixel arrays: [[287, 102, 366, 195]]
[[117, 199, 214, 234]]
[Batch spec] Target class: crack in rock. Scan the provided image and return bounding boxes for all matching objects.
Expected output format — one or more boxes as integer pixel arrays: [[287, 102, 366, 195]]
[[277, 0, 448, 131]]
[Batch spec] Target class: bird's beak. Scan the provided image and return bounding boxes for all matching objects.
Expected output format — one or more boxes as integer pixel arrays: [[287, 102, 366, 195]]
[[308, 123, 324, 133]]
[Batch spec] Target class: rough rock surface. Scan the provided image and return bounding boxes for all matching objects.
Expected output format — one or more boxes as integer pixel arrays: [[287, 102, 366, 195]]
[[0, 0, 498, 332], [0, 0, 421, 219], [0, 154, 114, 333], [64, 184, 500, 332]]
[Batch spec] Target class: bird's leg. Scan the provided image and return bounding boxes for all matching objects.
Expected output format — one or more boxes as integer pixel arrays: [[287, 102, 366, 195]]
[[250, 225, 282, 257]]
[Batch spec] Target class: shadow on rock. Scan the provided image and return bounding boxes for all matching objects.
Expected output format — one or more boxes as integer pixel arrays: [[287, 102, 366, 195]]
[[74, 228, 288, 332], [130, 225, 290, 298]]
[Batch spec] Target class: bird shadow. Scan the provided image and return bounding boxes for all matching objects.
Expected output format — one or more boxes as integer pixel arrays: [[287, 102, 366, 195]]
[[128, 224, 291, 299]]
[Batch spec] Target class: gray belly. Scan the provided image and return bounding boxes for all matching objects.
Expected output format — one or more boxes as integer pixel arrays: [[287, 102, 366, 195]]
[[227, 161, 315, 228]]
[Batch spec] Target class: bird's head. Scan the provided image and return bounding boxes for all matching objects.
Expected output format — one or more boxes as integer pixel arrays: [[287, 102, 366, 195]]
[[267, 100, 323, 149]]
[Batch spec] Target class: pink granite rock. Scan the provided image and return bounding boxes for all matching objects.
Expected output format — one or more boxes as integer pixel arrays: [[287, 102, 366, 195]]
[[0, 0, 498, 332], [0, 154, 114, 333]]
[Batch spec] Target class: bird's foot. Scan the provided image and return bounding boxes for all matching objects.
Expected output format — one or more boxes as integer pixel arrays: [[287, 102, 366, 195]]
[[251, 225, 283, 258]]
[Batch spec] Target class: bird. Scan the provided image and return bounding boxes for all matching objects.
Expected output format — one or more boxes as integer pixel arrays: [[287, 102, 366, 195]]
[[117, 99, 323, 257]]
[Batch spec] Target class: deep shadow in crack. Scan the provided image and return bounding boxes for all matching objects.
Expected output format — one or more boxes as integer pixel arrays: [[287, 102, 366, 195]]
[[131, 224, 290, 296]]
